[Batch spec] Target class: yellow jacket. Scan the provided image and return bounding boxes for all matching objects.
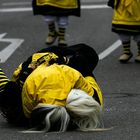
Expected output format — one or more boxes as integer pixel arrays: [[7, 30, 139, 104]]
[[11, 52, 58, 81], [22, 64, 103, 118], [112, 0, 140, 25]]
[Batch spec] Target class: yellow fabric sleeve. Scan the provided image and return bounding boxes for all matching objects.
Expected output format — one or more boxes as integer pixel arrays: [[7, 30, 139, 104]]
[[85, 76, 103, 106]]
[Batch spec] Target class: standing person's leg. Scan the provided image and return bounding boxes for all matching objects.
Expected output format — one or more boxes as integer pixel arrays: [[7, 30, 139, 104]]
[[118, 33, 133, 63], [44, 16, 58, 45], [134, 34, 140, 63], [57, 16, 69, 46]]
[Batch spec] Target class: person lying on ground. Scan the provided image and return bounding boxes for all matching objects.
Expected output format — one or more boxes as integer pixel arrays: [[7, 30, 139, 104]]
[[0, 43, 103, 132]]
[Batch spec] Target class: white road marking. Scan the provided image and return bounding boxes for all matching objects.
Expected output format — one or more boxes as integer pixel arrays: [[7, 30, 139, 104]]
[[0, 4, 109, 12], [0, 7, 32, 12], [0, 33, 24, 63], [81, 4, 108, 9], [2, 2, 30, 6], [99, 40, 121, 60]]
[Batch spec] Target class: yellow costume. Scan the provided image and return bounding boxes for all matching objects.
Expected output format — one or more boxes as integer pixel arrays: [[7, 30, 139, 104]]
[[36, 0, 78, 9], [22, 64, 103, 118], [112, 0, 140, 33]]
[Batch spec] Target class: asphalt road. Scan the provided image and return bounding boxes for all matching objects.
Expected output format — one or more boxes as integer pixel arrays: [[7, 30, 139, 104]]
[[0, 0, 140, 140]]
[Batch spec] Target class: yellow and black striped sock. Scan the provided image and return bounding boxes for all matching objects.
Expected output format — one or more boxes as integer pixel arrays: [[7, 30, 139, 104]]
[[58, 27, 66, 44], [48, 23, 56, 36], [122, 41, 131, 54], [0, 69, 9, 93]]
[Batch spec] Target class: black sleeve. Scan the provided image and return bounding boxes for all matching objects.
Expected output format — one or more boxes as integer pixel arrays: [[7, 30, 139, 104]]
[[107, 0, 120, 9], [107, 0, 115, 8]]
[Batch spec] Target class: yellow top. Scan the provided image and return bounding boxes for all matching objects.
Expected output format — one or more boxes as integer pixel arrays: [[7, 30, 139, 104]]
[[22, 64, 103, 118], [112, 0, 140, 25], [11, 52, 58, 81]]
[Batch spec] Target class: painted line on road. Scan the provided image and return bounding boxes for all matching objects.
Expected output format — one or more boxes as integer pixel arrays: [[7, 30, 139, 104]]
[[82, 4, 108, 9], [0, 7, 32, 12], [0, 4, 109, 12], [2, 2, 30, 6], [0, 33, 24, 63], [99, 40, 121, 60]]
